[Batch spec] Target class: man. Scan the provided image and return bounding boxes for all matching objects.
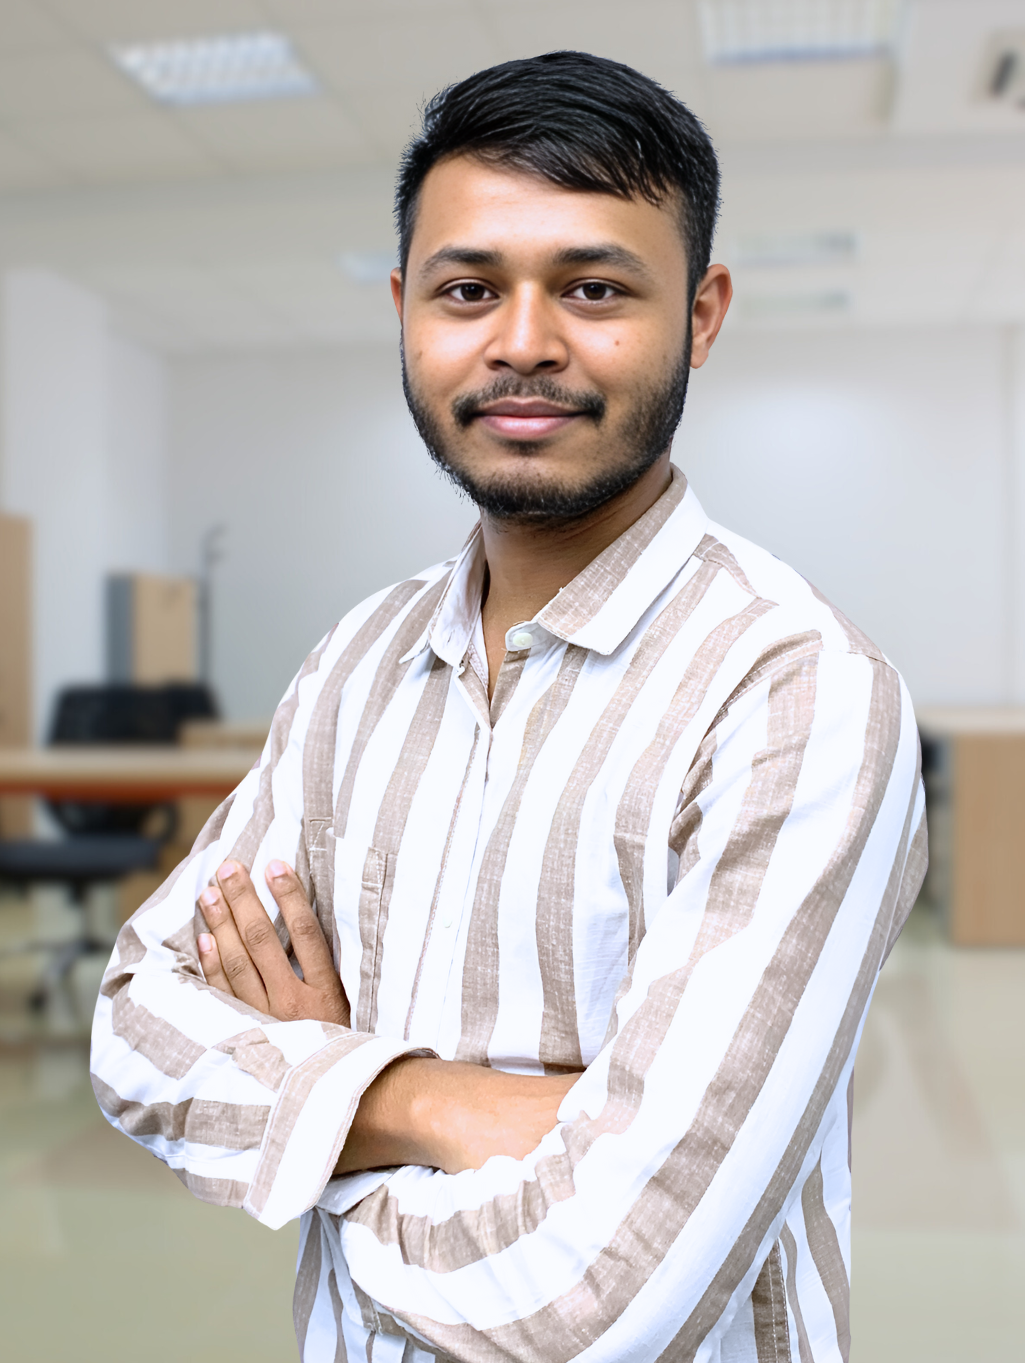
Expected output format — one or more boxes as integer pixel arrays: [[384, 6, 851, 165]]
[[92, 52, 925, 1363]]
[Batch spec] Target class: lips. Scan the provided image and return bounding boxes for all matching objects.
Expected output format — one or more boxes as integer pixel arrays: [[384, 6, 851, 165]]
[[475, 398, 582, 439]]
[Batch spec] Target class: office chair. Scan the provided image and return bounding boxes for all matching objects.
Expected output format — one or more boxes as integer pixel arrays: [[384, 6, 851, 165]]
[[0, 682, 218, 1021]]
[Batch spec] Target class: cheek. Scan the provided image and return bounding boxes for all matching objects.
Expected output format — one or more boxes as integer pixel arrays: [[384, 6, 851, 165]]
[[573, 325, 651, 393], [407, 316, 483, 388]]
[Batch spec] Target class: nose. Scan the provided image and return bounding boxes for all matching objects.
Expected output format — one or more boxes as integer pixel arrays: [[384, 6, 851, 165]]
[[482, 283, 569, 375]]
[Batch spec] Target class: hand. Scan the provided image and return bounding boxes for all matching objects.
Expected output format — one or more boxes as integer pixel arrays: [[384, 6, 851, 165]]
[[337, 1056, 581, 1175], [197, 859, 350, 1026]]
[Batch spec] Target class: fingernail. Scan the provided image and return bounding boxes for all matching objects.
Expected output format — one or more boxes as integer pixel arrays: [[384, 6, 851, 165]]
[[197, 933, 213, 953], [218, 860, 239, 880], [267, 859, 288, 880], [199, 887, 219, 908]]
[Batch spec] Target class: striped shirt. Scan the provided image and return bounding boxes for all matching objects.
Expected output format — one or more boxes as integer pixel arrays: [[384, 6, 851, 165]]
[[91, 468, 926, 1363]]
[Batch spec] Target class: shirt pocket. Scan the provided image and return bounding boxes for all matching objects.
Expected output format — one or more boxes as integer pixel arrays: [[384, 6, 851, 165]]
[[354, 845, 395, 1034]]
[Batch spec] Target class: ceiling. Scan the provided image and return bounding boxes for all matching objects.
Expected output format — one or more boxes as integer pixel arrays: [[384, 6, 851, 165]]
[[1, 0, 1024, 350]]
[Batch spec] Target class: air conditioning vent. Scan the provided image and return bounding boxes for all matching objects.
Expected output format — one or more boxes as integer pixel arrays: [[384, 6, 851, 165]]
[[983, 32, 1025, 106]]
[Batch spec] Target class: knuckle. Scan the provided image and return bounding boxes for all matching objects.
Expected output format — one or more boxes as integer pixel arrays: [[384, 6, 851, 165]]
[[242, 920, 275, 952], [223, 954, 251, 982]]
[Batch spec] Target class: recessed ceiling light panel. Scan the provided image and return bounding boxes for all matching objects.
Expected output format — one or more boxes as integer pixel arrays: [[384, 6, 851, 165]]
[[110, 31, 317, 106], [699, 0, 903, 64], [738, 230, 858, 268], [741, 289, 851, 320]]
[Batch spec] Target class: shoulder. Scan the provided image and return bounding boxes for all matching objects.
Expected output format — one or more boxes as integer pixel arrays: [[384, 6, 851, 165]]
[[697, 520, 888, 665]]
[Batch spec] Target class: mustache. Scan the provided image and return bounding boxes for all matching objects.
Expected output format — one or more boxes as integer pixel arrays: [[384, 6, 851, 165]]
[[451, 375, 606, 428]]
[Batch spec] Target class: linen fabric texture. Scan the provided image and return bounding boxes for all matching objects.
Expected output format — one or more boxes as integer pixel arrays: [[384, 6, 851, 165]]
[[90, 469, 926, 1363]]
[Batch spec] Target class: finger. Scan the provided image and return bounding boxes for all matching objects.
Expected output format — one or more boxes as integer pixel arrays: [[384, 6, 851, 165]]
[[196, 932, 234, 996], [198, 882, 269, 1012], [216, 860, 298, 1000], [265, 860, 337, 990]]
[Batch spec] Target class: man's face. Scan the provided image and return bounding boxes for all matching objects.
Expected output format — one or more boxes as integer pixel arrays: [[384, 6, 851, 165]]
[[394, 154, 705, 523]]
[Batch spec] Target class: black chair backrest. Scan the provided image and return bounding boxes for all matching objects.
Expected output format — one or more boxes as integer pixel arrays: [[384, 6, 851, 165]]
[[47, 683, 219, 838], [49, 683, 218, 745]]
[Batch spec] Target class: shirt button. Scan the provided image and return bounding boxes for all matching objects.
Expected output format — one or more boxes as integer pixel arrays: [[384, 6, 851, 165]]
[[508, 629, 534, 650], [441, 912, 453, 929]]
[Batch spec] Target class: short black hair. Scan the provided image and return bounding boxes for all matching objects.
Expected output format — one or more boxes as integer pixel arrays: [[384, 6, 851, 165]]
[[395, 51, 720, 304]]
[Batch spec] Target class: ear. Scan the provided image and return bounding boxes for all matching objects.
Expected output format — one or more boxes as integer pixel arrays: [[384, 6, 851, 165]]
[[689, 264, 732, 369], [390, 267, 404, 322]]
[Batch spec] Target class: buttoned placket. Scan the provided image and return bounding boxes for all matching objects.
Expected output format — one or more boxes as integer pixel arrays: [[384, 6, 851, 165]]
[[407, 621, 565, 1053]]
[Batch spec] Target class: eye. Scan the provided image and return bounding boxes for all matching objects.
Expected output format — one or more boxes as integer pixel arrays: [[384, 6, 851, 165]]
[[567, 281, 620, 302], [445, 282, 496, 303]]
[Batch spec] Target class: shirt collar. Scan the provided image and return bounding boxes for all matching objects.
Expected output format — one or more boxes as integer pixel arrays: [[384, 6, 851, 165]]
[[402, 466, 709, 666]]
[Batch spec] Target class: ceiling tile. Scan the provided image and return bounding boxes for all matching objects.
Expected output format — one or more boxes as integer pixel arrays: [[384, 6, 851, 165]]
[[81, 260, 295, 347], [295, 11, 499, 93], [485, 1, 706, 89], [341, 84, 428, 158], [0, 46, 148, 120], [0, 126, 66, 190], [43, 0, 268, 43], [219, 258, 398, 338], [0, 0, 74, 52], [19, 109, 219, 184], [222, 257, 384, 308], [175, 96, 374, 171], [893, 0, 1025, 137], [705, 59, 892, 142], [260, 0, 470, 17]]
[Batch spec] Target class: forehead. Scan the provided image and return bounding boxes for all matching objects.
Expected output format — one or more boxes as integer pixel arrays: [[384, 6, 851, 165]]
[[409, 154, 686, 270]]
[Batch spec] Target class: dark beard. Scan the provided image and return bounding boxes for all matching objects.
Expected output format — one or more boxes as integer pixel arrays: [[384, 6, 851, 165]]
[[401, 342, 691, 525]]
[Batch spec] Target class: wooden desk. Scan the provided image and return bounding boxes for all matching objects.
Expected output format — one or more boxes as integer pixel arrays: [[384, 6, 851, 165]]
[[916, 707, 1025, 947], [0, 745, 260, 804]]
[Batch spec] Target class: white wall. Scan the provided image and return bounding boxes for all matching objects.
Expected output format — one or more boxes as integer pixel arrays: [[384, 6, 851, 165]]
[[167, 323, 1024, 720], [681, 323, 1017, 706], [167, 345, 474, 721], [106, 334, 168, 575], [0, 269, 168, 737]]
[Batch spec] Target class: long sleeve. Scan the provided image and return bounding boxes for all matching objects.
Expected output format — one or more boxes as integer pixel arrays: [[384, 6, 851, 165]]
[[89, 591, 433, 1231], [334, 643, 926, 1361]]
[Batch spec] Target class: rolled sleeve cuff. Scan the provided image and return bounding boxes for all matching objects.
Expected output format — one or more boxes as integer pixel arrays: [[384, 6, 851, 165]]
[[244, 1031, 435, 1229]]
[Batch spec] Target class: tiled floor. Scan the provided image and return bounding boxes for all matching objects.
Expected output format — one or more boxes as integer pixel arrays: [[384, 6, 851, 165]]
[[0, 897, 1021, 1362], [849, 908, 1025, 1361]]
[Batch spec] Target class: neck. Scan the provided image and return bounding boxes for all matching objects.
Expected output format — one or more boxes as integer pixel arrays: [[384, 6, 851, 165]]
[[479, 453, 672, 631]]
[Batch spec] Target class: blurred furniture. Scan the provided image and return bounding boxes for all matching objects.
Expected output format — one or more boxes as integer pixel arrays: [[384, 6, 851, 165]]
[[107, 572, 198, 684], [0, 741, 260, 801], [0, 742, 258, 803], [0, 514, 32, 837], [0, 682, 219, 1017], [917, 706, 1025, 947]]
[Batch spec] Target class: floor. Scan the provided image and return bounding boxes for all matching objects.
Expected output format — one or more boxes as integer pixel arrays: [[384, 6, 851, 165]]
[[1, 892, 1022, 1362]]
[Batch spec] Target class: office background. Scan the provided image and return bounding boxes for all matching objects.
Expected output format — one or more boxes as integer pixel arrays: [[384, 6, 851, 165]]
[[1, 3, 1023, 1361]]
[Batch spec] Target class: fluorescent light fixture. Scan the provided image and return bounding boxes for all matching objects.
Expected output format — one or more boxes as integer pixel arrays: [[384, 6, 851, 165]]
[[110, 31, 317, 105], [699, 0, 902, 64], [737, 230, 858, 268], [742, 290, 851, 319], [339, 251, 397, 284]]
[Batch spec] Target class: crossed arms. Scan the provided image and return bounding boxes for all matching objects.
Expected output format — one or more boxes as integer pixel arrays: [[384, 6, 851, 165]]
[[196, 857, 578, 1176], [91, 627, 926, 1358]]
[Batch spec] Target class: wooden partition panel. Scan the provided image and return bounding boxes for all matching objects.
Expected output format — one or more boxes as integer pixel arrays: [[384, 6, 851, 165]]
[[0, 514, 32, 835], [951, 735, 1025, 947]]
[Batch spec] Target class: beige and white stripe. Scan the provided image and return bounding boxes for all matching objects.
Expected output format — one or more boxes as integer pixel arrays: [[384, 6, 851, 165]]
[[91, 468, 924, 1362]]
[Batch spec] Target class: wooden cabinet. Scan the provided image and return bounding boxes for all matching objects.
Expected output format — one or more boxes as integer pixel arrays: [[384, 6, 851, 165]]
[[107, 573, 197, 683], [917, 708, 1025, 947]]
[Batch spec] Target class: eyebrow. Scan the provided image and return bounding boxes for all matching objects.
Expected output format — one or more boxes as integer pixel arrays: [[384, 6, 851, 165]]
[[417, 242, 654, 282]]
